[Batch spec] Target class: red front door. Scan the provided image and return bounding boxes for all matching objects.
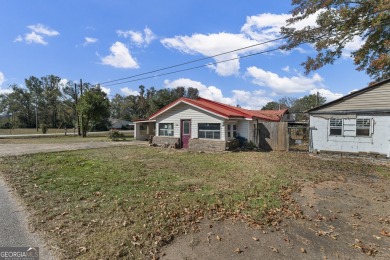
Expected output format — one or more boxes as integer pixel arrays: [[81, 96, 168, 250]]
[[181, 120, 191, 148]]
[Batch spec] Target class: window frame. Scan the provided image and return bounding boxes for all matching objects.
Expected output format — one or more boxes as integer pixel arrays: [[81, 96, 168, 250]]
[[198, 123, 221, 140], [227, 124, 237, 139], [356, 118, 372, 137], [159, 123, 174, 137], [329, 118, 343, 136]]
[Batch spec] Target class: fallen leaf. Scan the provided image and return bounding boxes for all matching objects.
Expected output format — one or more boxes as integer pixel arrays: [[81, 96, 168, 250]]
[[380, 229, 390, 237], [268, 246, 279, 253]]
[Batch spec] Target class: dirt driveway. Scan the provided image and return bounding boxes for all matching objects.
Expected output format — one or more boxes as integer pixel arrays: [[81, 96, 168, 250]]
[[0, 141, 147, 157], [162, 172, 390, 259]]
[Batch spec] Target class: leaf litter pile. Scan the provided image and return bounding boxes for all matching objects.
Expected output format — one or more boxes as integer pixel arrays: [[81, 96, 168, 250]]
[[0, 146, 389, 259]]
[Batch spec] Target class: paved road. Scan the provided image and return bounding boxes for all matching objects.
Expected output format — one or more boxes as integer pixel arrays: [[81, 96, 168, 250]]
[[0, 140, 147, 259], [0, 178, 55, 259], [0, 140, 147, 157]]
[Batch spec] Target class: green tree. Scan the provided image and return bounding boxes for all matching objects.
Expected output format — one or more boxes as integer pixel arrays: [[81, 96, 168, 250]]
[[1, 85, 34, 128], [60, 80, 80, 128], [292, 93, 326, 121], [110, 94, 125, 119], [281, 0, 390, 82], [77, 86, 110, 137], [25, 76, 43, 130], [261, 101, 280, 110]]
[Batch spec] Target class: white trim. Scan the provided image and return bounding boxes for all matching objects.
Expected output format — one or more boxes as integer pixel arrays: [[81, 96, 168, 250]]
[[149, 100, 232, 120], [134, 120, 156, 123]]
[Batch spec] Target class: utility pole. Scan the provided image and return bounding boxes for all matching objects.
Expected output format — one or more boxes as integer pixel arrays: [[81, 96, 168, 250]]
[[35, 87, 38, 132], [75, 83, 80, 136], [80, 79, 83, 136]]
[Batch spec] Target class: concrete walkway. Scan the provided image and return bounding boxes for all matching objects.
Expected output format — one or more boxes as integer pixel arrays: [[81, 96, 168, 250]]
[[0, 140, 148, 259], [0, 178, 55, 259]]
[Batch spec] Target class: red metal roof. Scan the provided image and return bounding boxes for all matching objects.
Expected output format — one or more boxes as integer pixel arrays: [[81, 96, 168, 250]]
[[148, 97, 287, 122]]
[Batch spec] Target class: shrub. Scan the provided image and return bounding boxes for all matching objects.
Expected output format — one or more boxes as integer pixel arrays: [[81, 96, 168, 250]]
[[235, 136, 247, 148], [40, 124, 48, 134], [108, 131, 126, 141], [244, 141, 257, 150]]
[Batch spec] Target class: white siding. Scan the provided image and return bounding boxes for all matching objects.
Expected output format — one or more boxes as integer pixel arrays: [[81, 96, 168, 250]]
[[237, 120, 250, 141], [156, 103, 226, 140], [310, 115, 390, 157]]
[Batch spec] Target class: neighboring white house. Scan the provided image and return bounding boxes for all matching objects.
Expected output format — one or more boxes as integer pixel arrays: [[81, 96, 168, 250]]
[[134, 97, 288, 151], [109, 118, 134, 130], [307, 78, 390, 158]]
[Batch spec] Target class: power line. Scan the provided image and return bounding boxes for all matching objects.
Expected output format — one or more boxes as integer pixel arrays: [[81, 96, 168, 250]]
[[103, 47, 283, 87], [98, 20, 390, 87], [98, 36, 288, 85]]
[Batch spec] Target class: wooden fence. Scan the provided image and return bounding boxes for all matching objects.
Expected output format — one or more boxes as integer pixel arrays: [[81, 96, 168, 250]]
[[254, 122, 289, 151]]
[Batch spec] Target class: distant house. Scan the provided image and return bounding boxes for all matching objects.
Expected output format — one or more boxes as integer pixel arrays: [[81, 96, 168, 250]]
[[307, 78, 390, 158], [109, 118, 134, 130], [134, 97, 288, 151]]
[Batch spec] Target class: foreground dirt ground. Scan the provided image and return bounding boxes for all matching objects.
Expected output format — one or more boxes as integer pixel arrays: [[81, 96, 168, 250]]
[[162, 170, 390, 259]]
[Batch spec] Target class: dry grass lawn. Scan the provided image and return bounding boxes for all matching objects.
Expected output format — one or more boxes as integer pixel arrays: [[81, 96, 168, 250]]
[[0, 146, 388, 259]]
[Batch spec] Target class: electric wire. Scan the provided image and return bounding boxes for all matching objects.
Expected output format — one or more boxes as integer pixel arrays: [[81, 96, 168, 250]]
[[98, 36, 288, 85], [98, 20, 390, 87], [102, 47, 282, 87]]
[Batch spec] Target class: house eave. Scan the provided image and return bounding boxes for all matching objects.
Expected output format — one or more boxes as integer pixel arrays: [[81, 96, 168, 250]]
[[310, 109, 390, 115], [306, 78, 390, 113], [149, 99, 230, 120]]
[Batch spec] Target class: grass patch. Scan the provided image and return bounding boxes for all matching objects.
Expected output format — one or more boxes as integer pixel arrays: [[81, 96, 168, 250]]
[[0, 147, 388, 258], [0, 135, 134, 144]]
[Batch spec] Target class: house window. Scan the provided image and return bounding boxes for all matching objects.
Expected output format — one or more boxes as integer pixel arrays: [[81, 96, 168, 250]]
[[227, 124, 237, 138], [329, 118, 342, 136], [159, 123, 174, 136], [356, 119, 371, 136], [198, 123, 220, 139]]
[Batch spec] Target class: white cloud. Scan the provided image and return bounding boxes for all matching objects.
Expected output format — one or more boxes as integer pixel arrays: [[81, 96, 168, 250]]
[[162, 33, 268, 76], [14, 35, 23, 42], [309, 88, 343, 102], [25, 32, 47, 45], [27, 24, 59, 36], [120, 87, 139, 96], [117, 27, 156, 47], [160, 11, 322, 77], [164, 78, 272, 109], [100, 86, 111, 96], [247, 66, 324, 94], [83, 37, 98, 46], [15, 23, 59, 45], [282, 66, 290, 72], [0, 72, 4, 85], [0, 72, 11, 94], [241, 13, 291, 42], [58, 78, 68, 89], [101, 42, 139, 69], [231, 89, 273, 109], [342, 35, 365, 58]]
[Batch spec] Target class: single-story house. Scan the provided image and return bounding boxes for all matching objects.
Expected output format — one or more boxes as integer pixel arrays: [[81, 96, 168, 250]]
[[134, 97, 288, 151], [307, 78, 390, 158], [109, 118, 134, 130]]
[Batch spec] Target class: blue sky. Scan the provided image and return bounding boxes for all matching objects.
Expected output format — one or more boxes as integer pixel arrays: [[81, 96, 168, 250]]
[[0, 0, 371, 109]]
